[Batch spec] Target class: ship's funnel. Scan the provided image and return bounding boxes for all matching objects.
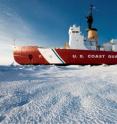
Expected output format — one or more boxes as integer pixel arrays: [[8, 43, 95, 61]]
[[88, 28, 98, 41]]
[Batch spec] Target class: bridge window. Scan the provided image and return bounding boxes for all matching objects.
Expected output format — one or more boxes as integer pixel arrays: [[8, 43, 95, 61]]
[[72, 31, 79, 33]]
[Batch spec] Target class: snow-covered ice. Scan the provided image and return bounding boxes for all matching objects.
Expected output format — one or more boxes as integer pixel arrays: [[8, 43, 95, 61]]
[[0, 65, 117, 124]]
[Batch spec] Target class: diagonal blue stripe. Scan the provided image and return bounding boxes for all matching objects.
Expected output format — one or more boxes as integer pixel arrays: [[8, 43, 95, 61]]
[[52, 49, 65, 64]]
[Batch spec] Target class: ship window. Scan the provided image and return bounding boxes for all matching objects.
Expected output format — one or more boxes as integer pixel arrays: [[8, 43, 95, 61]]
[[72, 31, 79, 33]]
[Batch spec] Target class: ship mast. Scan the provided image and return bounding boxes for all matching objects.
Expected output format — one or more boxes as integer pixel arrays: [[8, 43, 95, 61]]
[[86, 4, 93, 29], [86, 5, 99, 50]]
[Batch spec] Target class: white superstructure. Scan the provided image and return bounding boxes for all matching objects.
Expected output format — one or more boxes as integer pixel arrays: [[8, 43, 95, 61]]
[[68, 25, 97, 50], [110, 39, 117, 51], [68, 25, 117, 51], [103, 39, 117, 51], [68, 25, 87, 49]]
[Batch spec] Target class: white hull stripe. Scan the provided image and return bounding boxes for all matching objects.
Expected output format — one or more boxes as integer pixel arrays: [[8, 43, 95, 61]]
[[38, 48, 65, 64]]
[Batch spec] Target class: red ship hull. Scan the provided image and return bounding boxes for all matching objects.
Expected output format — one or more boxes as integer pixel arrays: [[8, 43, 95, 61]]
[[13, 46, 117, 65]]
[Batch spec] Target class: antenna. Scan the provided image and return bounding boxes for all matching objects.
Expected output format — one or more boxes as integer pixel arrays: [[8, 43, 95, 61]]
[[12, 39, 16, 48]]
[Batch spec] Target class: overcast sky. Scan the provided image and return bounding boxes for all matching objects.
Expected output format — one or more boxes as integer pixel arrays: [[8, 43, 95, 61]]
[[0, 0, 117, 65]]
